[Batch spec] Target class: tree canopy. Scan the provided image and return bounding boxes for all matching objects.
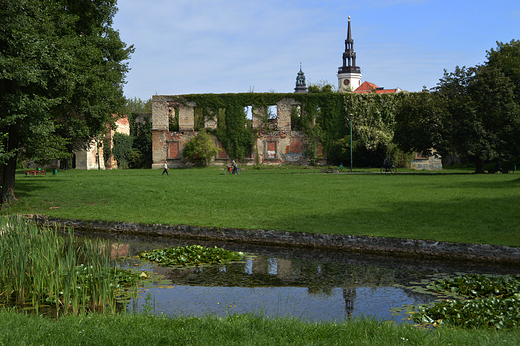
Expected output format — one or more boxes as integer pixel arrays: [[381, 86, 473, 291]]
[[0, 0, 134, 204], [395, 40, 520, 173]]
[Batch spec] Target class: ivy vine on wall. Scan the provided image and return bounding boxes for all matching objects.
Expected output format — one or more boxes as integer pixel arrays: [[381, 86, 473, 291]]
[[166, 92, 408, 166]]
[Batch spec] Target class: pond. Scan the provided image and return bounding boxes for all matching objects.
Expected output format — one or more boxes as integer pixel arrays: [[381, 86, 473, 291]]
[[78, 231, 520, 323]]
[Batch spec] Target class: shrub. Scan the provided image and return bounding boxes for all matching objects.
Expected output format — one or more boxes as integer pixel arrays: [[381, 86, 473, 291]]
[[112, 132, 133, 169], [182, 130, 220, 166]]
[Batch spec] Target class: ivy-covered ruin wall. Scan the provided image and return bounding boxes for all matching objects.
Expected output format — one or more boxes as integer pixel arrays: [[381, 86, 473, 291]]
[[151, 92, 441, 170]]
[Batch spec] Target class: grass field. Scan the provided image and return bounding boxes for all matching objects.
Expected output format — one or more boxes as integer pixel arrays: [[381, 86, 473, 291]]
[[1, 309, 519, 346], [4, 166, 519, 247]]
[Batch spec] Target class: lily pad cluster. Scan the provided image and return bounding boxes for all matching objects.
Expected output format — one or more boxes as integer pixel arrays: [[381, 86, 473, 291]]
[[138, 245, 246, 267], [412, 274, 520, 329]]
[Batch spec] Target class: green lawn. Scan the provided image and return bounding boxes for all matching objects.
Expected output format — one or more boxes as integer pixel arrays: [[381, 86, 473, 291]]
[[4, 167, 520, 247], [1, 309, 519, 346]]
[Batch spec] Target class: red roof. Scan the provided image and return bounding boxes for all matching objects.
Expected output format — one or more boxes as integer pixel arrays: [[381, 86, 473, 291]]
[[353, 81, 400, 94]]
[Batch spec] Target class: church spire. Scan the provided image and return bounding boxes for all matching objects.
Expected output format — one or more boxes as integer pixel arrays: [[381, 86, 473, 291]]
[[337, 17, 362, 92], [338, 16, 360, 74]]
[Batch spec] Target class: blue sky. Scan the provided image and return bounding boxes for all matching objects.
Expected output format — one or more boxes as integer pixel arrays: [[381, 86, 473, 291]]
[[113, 0, 520, 100]]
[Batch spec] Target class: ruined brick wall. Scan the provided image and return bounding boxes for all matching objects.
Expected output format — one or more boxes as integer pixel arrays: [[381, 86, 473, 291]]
[[73, 138, 105, 170], [255, 130, 309, 165], [410, 150, 442, 170], [152, 94, 316, 168]]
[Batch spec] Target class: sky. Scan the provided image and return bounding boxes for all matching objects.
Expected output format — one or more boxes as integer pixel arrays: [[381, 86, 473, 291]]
[[112, 0, 520, 101]]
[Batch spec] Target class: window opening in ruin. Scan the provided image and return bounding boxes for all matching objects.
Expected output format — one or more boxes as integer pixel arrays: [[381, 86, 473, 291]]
[[194, 107, 204, 131], [168, 141, 180, 159], [266, 141, 277, 159], [291, 105, 303, 131], [244, 106, 253, 120], [267, 105, 278, 130], [168, 107, 179, 132], [267, 105, 277, 119]]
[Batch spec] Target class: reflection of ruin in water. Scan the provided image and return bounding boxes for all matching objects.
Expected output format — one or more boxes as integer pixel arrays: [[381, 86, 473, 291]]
[[76, 231, 520, 322]]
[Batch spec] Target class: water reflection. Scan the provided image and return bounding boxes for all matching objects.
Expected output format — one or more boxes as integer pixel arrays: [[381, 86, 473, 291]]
[[77, 231, 520, 322]]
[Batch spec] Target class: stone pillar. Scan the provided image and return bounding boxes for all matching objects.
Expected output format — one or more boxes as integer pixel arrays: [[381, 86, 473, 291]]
[[152, 96, 169, 168], [179, 103, 195, 131], [276, 98, 293, 131], [152, 96, 169, 131]]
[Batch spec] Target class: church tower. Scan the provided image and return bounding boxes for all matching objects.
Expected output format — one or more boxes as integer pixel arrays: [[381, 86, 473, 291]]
[[337, 17, 362, 92], [294, 63, 308, 93]]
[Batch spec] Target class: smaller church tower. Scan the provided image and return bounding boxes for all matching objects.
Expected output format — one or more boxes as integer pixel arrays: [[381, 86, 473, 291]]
[[294, 64, 308, 93], [337, 17, 362, 92]]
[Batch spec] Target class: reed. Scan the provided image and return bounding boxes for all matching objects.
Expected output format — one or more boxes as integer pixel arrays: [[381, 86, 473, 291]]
[[0, 216, 128, 315]]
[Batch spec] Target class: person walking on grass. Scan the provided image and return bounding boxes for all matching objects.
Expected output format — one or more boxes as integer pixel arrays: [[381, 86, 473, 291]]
[[162, 161, 169, 176]]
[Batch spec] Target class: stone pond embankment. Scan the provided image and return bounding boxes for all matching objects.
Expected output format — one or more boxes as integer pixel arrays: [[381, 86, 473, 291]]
[[29, 215, 520, 265]]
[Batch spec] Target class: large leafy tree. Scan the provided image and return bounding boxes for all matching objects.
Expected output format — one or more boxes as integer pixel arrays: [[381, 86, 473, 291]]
[[0, 0, 134, 204], [395, 41, 520, 173]]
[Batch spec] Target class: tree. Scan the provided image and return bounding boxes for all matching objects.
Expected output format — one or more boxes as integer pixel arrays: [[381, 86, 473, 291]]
[[395, 42, 520, 173], [182, 130, 221, 166], [0, 0, 133, 204], [394, 89, 445, 157], [486, 40, 520, 102], [308, 80, 336, 93], [128, 112, 152, 168], [112, 132, 133, 169]]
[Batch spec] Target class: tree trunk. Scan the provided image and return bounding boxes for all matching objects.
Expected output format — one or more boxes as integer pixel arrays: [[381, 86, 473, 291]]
[[473, 156, 486, 174], [0, 154, 18, 205], [1, 122, 20, 206]]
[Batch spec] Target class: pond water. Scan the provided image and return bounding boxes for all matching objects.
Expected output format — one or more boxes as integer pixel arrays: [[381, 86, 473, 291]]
[[78, 231, 520, 323]]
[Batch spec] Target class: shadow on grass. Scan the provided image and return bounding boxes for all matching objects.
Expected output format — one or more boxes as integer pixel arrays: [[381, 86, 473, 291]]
[[263, 194, 520, 246]]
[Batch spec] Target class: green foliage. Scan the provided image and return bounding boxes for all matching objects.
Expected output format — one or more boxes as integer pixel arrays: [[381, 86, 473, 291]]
[[486, 39, 520, 102], [307, 80, 336, 93], [112, 132, 133, 169], [169, 107, 179, 132], [413, 274, 520, 329], [0, 216, 138, 314], [426, 274, 520, 299], [3, 309, 520, 346], [182, 129, 220, 166], [128, 112, 152, 168], [124, 97, 152, 115], [166, 92, 405, 167], [396, 41, 520, 173], [102, 135, 112, 168], [138, 245, 246, 267], [0, 0, 133, 203]]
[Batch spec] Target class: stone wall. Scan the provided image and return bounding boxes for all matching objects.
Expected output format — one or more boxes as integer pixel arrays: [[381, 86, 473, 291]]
[[410, 151, 442, 170]]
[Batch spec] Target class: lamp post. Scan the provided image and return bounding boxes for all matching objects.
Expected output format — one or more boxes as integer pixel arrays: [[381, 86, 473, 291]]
[[349, 114, 353, 172]]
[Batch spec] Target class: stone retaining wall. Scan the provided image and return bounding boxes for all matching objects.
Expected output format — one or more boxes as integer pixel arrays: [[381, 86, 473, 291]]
[[29, 215, 520, 265]]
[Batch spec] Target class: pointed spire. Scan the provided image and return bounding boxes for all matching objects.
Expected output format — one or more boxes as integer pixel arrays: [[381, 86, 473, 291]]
[[346, 16, 353, 44], [338, 16, 360, 74]]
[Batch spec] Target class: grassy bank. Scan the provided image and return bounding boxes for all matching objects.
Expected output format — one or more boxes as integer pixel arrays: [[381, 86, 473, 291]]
[[1, 309, 519, 346], [3, 167, 520, 246]]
